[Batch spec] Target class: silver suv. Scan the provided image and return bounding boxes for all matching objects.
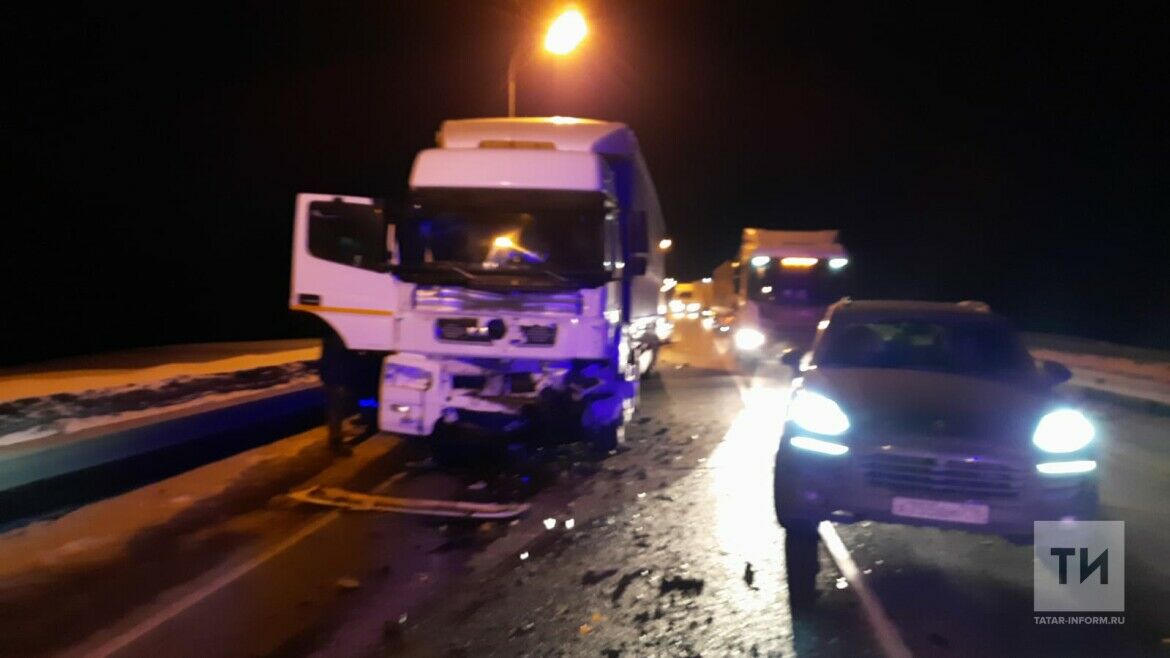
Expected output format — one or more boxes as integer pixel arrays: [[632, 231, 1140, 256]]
[[773, 300, 1098, 607]]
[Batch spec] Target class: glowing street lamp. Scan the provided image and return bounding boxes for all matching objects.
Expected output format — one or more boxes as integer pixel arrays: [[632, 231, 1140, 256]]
[[507, 8, 589, 117], [544, 9, 588, 55], [658, 238, 673, 251]]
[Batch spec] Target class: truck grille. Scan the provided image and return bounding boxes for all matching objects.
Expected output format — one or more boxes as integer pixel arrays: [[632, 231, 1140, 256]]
[[414, 287, 582, 315], [861, 452, 1022, 499]]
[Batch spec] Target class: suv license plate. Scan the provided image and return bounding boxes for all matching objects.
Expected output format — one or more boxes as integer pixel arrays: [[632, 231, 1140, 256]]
[[891, 497, 989, 525]]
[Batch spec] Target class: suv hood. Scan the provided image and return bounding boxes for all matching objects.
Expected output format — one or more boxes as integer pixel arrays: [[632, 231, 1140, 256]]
[[800, 367, 1051, 443]]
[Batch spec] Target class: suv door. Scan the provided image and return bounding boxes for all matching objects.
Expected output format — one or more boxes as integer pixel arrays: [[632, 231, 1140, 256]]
[[290, 193, 397, 350]]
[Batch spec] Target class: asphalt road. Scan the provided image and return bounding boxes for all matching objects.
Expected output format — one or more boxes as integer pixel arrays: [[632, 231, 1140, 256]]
[[0, 319, 1166, 657]]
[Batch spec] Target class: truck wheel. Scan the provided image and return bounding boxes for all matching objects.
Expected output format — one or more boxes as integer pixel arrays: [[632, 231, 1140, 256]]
[[585, 421, 624, 455], [636, 342, 659, 379], [783, 519, 820, 611]]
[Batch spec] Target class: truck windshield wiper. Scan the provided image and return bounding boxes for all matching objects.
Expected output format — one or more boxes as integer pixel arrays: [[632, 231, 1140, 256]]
[[390, 262, 481, 283]]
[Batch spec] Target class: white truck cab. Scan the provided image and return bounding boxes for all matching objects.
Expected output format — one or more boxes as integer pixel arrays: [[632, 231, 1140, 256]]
[[291, 117, 666, 452], [729, 229, 850, 365]]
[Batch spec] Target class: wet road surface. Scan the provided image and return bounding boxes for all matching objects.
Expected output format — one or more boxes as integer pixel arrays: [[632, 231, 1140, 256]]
[[0, 319, 1167, 657]]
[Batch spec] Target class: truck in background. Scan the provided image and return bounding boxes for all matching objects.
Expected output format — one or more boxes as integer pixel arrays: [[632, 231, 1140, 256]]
[[728, 229, 850, 366], [290, 117, 667, 454]]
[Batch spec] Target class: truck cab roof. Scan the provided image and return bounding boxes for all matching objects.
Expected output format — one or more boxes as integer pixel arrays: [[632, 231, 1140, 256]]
[[437, 117, 637, 156]]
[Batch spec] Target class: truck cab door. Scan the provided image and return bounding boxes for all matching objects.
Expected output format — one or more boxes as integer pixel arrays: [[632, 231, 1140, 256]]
[[290, 193, 397, 351]]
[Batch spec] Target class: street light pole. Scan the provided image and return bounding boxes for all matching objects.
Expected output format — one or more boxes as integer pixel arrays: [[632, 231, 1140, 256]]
[[506, 45, 520, 117]]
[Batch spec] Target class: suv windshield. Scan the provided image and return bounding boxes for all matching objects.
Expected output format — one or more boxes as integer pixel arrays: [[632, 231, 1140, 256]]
[[747, 261, 846, 306], [816, 317, 1035, 377], [398, 188, 614, 282]]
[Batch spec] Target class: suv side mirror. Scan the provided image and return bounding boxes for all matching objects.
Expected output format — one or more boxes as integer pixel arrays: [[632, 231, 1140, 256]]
[[780, 349, 805, 368], [1040, 360, 1072, 385]]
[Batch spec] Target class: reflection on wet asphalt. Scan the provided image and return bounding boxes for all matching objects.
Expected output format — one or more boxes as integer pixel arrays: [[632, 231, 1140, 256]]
[[397, 355, 879, 657]]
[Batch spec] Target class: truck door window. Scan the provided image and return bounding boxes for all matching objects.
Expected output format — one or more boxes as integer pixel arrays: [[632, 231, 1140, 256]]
[[308, 199, 388, 271]]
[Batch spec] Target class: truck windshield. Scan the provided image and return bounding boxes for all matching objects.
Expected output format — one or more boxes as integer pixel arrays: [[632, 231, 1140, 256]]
[[398, 189, 613, 282], [746, 261, 846, 306]]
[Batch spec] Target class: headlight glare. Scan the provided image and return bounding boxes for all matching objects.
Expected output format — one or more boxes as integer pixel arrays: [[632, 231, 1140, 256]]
[[1032, 409, 1094, 453], [787, 390, 850, 436], [734, 328, 766, 351]]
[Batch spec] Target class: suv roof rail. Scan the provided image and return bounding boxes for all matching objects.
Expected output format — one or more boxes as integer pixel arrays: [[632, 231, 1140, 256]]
[[957, 300, 991, 312]]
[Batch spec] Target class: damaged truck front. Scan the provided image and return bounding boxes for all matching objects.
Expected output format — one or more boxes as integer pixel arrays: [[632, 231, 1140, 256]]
[[290, 117, 667, 454]]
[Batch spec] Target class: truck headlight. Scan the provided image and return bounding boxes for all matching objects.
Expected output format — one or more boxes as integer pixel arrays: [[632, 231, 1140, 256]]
[[1032, 409, 1094, 453], [384, 363, 432, 391], [734, 328, 765, 351], [786, 390, 850, 436]]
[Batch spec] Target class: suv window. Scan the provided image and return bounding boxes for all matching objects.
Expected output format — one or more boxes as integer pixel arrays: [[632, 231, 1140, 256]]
[[816, 318, 1034, 377]]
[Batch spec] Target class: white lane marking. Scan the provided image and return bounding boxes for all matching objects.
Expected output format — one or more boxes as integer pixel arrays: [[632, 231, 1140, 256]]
[[820, 522, 914, 658], [84, 470, 410, 657]]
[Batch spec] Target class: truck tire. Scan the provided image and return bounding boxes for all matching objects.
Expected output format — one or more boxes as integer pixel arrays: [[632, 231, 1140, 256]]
[[585, 420, 624, 455], [636, 342, 659, 379]]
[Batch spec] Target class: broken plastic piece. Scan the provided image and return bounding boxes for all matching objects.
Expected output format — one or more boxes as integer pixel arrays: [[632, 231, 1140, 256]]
[[288, 486, 530, 519]]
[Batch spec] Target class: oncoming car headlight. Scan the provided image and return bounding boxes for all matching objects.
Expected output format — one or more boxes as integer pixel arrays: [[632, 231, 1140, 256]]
[[1032, 408, 1095, 453], [384, 363, 432, 391], [734, 328, 765, 351], [786, 390, 850, 436]]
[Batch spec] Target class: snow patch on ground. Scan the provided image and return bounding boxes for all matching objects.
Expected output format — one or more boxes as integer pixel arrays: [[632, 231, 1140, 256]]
[[1031, 349, 1170, 406], [0, 362, 320, 445], [0, 340, 319, 403]]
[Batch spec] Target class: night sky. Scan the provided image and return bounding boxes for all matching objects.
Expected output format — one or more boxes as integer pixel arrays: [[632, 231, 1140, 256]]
[[4, 1, 1166, 365]]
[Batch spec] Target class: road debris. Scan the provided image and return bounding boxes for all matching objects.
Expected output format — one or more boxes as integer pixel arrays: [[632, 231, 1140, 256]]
[[287, 485, 530, 519], [611, 570, 647, 604], [582, 568, 619, 585], [509, 621, 535, 637], [659, 576, 704, 596]]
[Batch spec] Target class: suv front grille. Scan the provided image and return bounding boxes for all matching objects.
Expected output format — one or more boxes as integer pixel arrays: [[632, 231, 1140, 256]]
[[861, 452, 1022, 499]]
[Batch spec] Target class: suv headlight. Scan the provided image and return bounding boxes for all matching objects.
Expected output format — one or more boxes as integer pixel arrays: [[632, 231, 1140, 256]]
[[734, 328, 766, 351], [384, 363, 432, 391], [1032, 408, 1094, 453], [786, 390, 850, 436]]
